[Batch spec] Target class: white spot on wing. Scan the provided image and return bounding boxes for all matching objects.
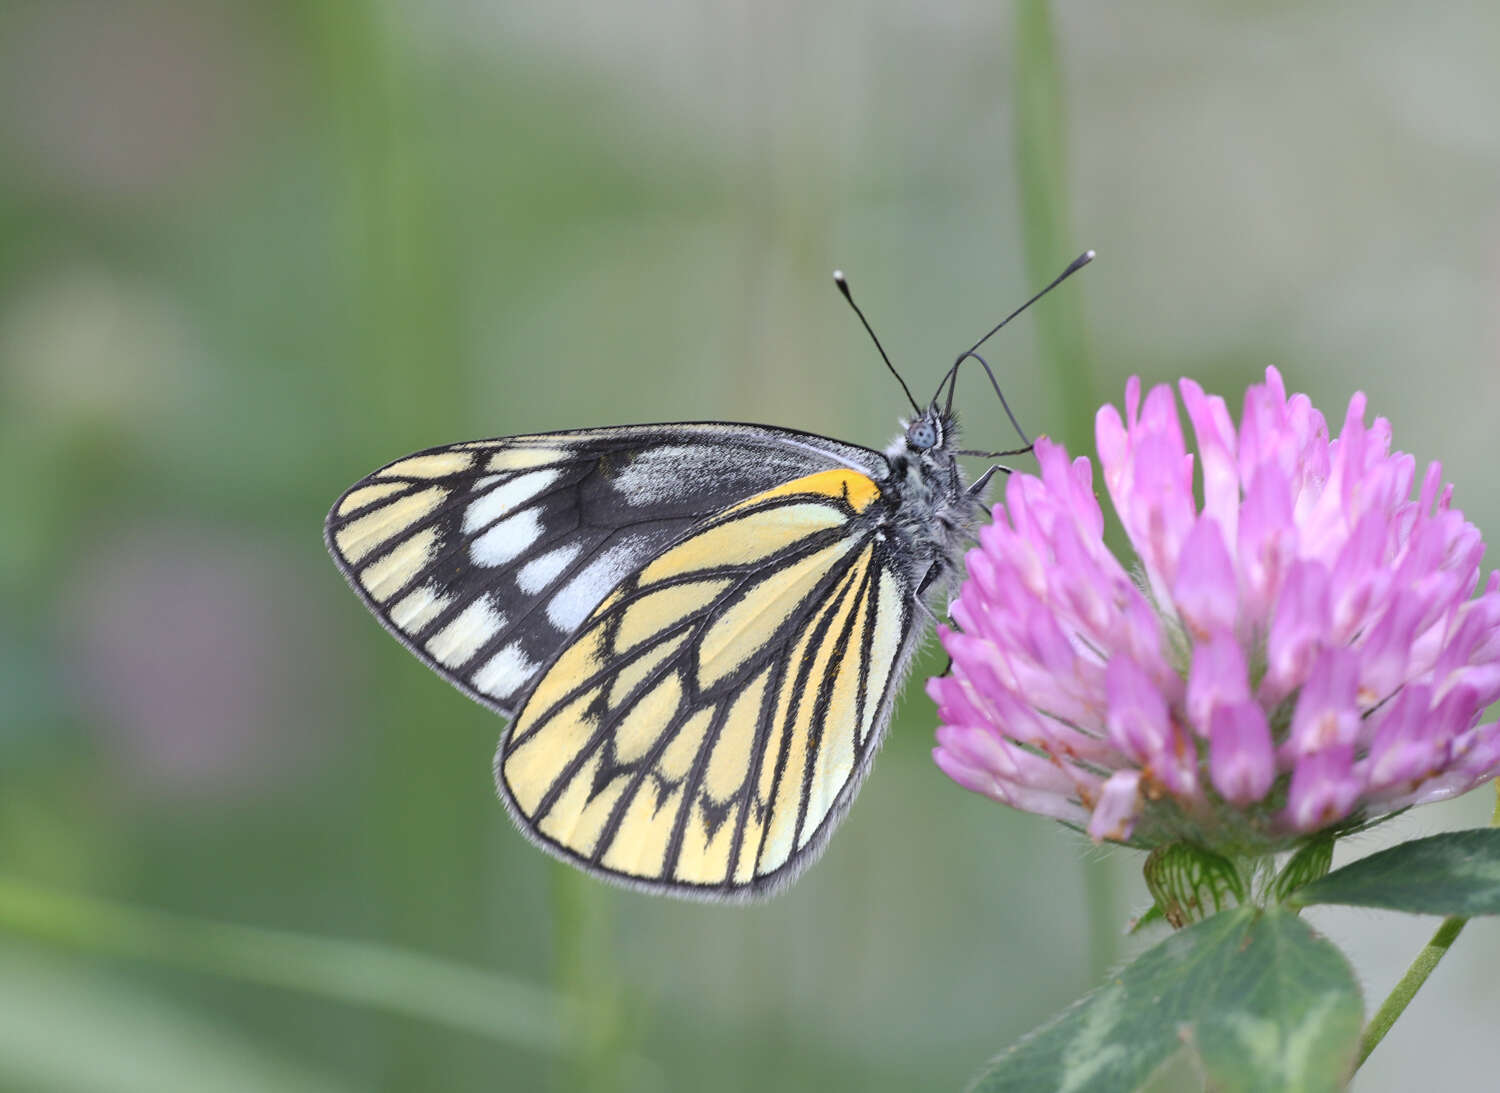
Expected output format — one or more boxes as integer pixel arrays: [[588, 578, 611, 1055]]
[[859, 569, 905, 745], [608, 444, 825, 507], [473, 641, 539, 699], [463, 469, 561, 533], [547, 535, 650, 633], [759, 830, 795, 876], [335, 486, 446, 563], [389, 583, 452, 635], [517, 543, 582, 595], [488, 447, 569, 471], [378, 451, 473, 478], [338, 481, 405, 516], [425, 595, 507, 667], [608, 446, 704, 506], [360, 526, 439, 602], [471, 509, 544, 567]]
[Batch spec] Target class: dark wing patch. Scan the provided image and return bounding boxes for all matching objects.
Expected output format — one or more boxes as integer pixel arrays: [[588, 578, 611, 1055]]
[[325, 425, 887, 716]]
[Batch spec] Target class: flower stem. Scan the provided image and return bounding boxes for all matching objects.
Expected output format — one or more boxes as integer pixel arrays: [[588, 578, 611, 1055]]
[[1355, 915, 1467, 1067], [1355, 783, 1500, 1068]]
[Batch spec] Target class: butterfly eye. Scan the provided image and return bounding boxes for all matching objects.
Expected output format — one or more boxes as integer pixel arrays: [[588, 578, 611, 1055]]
[[907, 420, 938, 450]]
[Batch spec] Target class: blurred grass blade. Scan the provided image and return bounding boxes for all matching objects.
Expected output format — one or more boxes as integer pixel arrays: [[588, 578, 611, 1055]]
[[0, 875, 577, 1054], [1012, 0, 1111, 978], [970, 907, 1362, 1093], [551, 866, 627, 1093], [1013, 0, 1094, 454], [1288, 828, 1500, 915], [0, 943, 358, 1093]]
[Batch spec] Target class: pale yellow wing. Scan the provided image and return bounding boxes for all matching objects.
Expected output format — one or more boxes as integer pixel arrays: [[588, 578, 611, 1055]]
[[495, 469, 915, 900]]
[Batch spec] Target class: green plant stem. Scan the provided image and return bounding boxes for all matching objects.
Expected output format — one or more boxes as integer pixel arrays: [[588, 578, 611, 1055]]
[[0, 874, 577, 1054], [1356, 783, 1500, 1068], [1355, 915, 1466, 1067]]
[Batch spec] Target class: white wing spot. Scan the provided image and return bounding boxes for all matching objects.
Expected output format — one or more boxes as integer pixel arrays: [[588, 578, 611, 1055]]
[[858, 569, 904, 746], [473, 641, 539, 700], [337, 481, 406, 516], [389, 583, 451, 635], [547, 536, 648, 633], [517, 543, 583, 595], [608, 446, 704, 506], [360, 526, 439, 602], [487, 447, 569, 471], [463, 469, 562, 534], [378, 451, 474, 478], [425, 595, 507, 668], [471, 509, 544, 567], [334, 486, 445, 563]]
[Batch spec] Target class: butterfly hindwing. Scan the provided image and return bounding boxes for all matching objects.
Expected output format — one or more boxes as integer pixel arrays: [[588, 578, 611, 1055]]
[[325, 425, 890, 719], [497, 467, 917, 899]]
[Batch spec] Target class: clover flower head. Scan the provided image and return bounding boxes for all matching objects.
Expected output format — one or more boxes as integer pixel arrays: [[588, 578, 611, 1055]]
[[931, 368, 1500, 851]]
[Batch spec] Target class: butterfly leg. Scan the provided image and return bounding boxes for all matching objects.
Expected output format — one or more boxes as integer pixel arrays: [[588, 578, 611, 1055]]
[[914, 595, 943, 626], [914, 558, 959, 626], [966, 463, 1018, 498], [913, 562, 958, 673]]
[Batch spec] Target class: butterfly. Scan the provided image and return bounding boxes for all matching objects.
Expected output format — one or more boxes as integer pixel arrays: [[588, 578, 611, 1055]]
[[324, 252, 1092, 901]]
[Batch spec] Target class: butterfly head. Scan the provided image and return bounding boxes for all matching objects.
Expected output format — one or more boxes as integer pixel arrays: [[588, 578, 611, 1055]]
[[903, 407, 945, 453], [835, 255, 1092, 468], [887, 404, 965, 517]]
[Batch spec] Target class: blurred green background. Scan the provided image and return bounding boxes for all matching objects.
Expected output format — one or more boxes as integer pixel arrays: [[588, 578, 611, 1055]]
[[2, 2, 1498, 1090]]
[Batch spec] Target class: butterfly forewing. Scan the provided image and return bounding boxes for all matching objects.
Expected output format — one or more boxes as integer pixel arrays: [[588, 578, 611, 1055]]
[[497, 468, 915, 899], [325, 425, 888, 719]]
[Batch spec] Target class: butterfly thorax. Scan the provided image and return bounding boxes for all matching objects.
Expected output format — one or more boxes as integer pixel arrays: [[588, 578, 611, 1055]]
[[878, 410, 982, 607]]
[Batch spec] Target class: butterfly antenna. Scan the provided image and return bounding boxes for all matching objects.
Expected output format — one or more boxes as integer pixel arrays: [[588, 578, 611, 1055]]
[[967, 249, 1095, 357], [834, 270, 921, 415], [946, 351, 1032, 445], [941, 248, 1096, 422]]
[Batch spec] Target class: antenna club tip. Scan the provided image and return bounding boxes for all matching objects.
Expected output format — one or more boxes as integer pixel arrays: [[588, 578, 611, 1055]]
[[1066, 250, 1095, 273], [832, 269, 846, 283], [1082, 249, 1096, 261]]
